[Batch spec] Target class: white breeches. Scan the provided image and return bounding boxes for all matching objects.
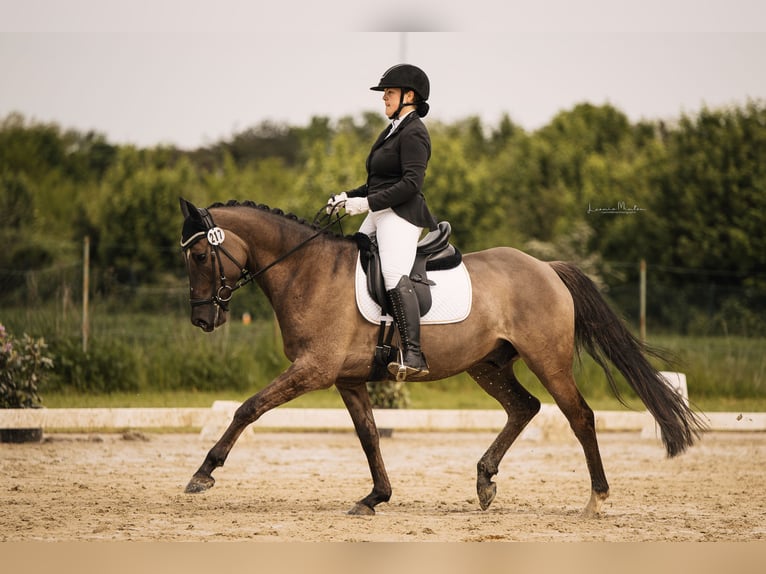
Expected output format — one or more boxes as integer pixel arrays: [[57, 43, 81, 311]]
[[358, 208, 422, 290]]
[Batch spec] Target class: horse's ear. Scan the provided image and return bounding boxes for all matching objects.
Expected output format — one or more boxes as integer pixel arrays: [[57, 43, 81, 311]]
[[180, 197, 197, 219]]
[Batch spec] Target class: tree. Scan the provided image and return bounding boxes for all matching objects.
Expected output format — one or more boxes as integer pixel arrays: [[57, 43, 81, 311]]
[[658, 103, 766, 274], [2, 102, 764, 334], [88, 147, 201, 288]]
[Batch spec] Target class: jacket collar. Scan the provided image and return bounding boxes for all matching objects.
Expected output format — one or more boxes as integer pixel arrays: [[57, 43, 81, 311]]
[[372, 112, 419, 150], [389, 109, 416, 135]]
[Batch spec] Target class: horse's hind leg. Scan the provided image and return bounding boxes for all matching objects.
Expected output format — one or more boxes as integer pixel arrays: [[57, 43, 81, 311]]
[[532, 366, 610, 517], [336, 382, 392, 516], [468, 358, 541, 511]]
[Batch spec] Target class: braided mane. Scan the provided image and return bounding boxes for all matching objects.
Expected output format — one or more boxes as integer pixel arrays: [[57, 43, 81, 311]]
[[207, 199, 348, 239]]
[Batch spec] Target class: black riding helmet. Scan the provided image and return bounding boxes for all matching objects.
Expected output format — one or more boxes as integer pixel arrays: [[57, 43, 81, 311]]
[[370, 64, 430, 119]]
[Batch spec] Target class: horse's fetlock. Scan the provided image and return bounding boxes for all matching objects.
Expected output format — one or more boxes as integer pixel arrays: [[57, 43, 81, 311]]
[[477, 459, 497, 478], [203, 449, 226, 471], [374, 487, 392, 503]]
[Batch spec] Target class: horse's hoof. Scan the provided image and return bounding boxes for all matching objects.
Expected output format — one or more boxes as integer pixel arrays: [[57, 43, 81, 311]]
[[582, 490, 609, 518], [185, 474, 215, 494], [477, 481, 497, 510], [347, 503, 376, 516]]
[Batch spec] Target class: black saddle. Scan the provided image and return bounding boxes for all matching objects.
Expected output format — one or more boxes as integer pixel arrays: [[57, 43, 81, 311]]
[[354, 221, 462, 317]]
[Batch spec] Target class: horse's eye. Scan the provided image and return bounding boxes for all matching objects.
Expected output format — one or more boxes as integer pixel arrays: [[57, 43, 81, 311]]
[[193, 252, 207, 264]]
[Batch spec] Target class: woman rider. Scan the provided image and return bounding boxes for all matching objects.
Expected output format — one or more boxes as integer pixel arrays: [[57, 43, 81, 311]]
[[327, 63, 438, 381]]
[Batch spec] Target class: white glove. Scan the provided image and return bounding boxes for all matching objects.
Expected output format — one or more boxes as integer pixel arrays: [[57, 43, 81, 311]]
[[325, 192, 348, 214], [345, 197, 370, 216]]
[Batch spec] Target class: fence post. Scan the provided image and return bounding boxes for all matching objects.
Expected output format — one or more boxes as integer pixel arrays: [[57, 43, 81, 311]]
[[82, 236, 90, 353], [639, 258, 646, 342]]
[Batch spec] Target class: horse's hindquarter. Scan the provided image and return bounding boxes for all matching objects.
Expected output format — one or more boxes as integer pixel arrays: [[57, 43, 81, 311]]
[[425, 247, 575, 367]]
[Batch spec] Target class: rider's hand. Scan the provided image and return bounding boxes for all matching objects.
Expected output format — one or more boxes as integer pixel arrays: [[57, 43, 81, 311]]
[[345, 197, 370, 216], [325, 192, 347, 214]]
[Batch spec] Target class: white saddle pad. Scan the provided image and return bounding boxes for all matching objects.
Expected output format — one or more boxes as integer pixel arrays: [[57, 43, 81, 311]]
[[355, 255, 472, 325]]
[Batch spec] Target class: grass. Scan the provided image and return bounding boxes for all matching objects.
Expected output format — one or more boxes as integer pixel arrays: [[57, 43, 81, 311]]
[[5, 307, 765, 413], [41, 375, 766, 413], [41, 388, 348, 409]]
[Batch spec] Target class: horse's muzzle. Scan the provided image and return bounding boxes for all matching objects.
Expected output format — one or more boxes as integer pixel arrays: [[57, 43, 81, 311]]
[[191, 305, 228, 332], [192, 317, 216, 332]]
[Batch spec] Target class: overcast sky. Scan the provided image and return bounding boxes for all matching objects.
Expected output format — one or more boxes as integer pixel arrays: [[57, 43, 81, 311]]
[[2, 1, 765, 149]]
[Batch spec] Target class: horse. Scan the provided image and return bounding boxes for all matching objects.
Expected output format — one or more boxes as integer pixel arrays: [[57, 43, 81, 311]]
[[178, 197, 706, 517]]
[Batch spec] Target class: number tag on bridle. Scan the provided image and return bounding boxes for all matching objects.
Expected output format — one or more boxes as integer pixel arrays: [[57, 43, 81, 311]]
[[207, 227, 225, 246]]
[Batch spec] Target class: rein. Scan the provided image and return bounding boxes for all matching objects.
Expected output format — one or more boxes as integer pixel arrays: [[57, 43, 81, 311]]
[[181, 204, 348, 312]]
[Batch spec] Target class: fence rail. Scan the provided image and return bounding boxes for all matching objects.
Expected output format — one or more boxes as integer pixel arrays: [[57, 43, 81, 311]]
[[2, 404, 765, 438]]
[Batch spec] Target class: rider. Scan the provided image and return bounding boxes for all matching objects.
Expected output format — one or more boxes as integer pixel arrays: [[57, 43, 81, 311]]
[[327, 63, 438, 381]]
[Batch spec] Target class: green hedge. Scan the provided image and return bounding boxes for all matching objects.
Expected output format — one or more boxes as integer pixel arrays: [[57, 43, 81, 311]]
[[2, 307, 762, 403]]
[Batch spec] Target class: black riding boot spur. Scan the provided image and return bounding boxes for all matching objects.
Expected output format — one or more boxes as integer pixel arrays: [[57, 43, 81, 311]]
[[386, 275, 429, 381]]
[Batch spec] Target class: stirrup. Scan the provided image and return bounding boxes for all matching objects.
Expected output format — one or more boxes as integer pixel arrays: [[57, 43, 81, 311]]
[[387, 361, 423, 382], [387, 349, 429, 382], [393, 362, 409, 382], [387, 362, 429, 382], [388, 349, 410, 381]]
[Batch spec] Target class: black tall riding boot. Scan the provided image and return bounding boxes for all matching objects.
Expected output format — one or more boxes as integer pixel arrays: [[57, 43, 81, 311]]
[[386, 275, 429, 381]]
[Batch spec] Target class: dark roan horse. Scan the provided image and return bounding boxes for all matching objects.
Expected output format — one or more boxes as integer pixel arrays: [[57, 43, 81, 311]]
[[179, 198, 706, 517]]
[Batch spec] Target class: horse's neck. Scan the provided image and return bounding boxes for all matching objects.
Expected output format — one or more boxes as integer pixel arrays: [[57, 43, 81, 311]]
[[241, 218, 356, 356], [214, 208, 303, 268], [220, 208, 353, 300]]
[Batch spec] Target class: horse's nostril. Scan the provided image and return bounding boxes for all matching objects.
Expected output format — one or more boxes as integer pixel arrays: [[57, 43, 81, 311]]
[[193, 318, 210, 331]]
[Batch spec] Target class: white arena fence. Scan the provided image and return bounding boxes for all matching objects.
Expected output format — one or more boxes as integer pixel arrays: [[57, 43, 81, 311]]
[[1, 403, 764, 441]]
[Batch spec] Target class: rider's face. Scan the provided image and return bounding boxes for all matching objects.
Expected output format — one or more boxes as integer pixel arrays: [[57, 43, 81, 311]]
[[382, 87, 402, 118]]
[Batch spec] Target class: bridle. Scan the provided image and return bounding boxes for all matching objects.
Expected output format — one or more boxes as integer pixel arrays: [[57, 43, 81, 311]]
[[180, 209, 252, 314], [180, 205, 347, 314]]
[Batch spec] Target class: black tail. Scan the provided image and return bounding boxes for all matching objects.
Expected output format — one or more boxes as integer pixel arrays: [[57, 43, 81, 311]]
[[549, 261, 707, 457]]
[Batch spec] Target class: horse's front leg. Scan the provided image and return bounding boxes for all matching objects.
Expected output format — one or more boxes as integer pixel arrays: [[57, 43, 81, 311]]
[[185, 361, 332, 494], [336, 382, 392, 515]]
